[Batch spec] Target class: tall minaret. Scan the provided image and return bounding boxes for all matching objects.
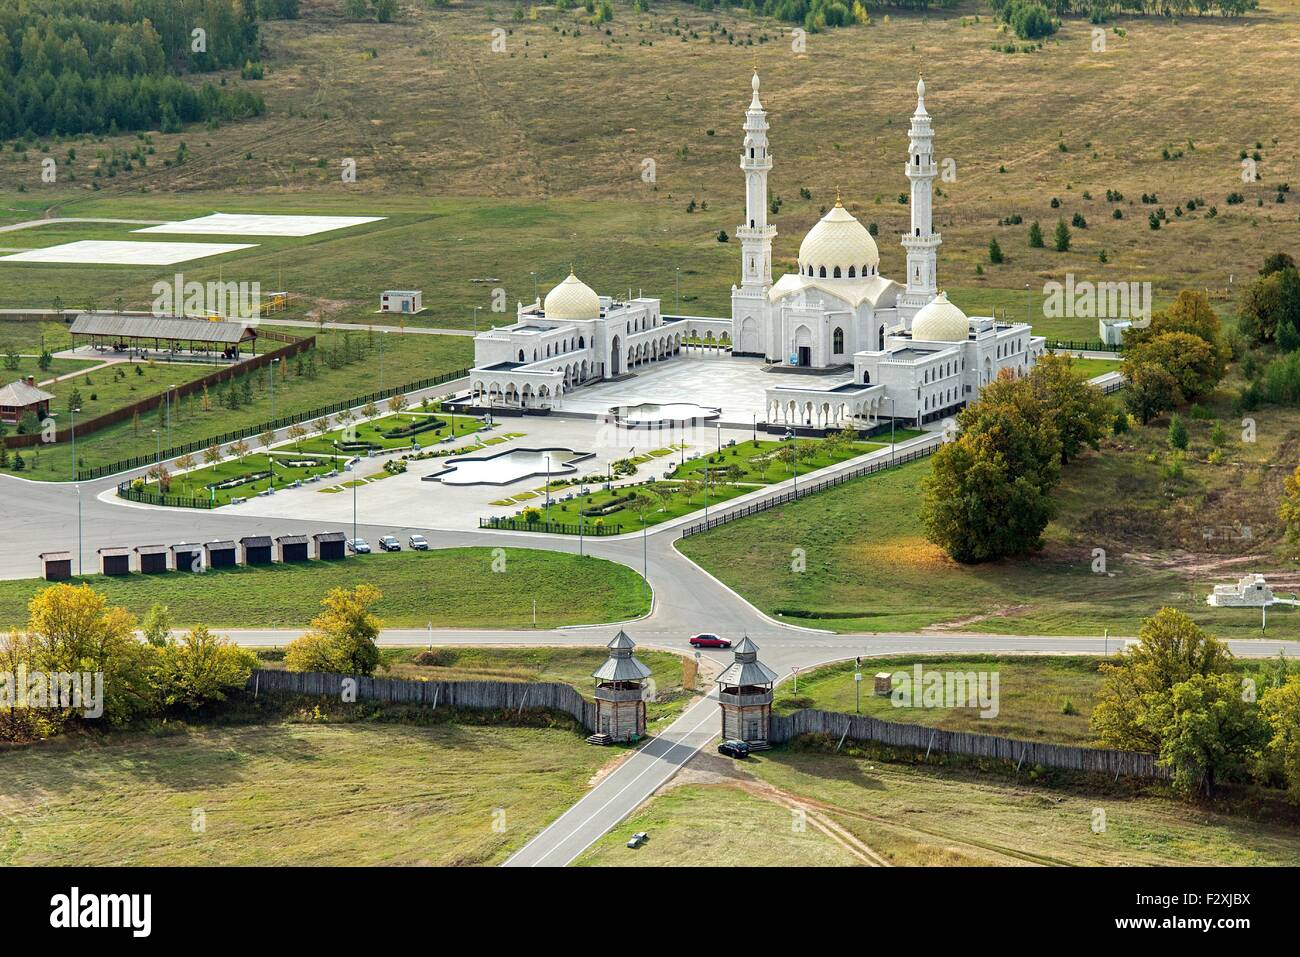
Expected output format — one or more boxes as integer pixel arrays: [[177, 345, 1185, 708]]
[[899, 75, 941, 319], [731, 70, 776, 355]]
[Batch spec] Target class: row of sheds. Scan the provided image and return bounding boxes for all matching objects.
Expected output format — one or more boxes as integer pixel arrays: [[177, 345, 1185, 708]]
[[39, 532, 349, 579]]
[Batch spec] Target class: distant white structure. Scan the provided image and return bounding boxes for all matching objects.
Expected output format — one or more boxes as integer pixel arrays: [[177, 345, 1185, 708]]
[[1208, 574, 1278, 607], [1099, 318, 1133, 347], [380, 290, 423, 314]]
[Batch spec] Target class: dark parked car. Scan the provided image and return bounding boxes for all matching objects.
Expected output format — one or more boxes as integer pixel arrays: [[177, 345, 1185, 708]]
[[378, 535, 402, 552], [718, 739, 750, 759], [689, 633, 732, 648]]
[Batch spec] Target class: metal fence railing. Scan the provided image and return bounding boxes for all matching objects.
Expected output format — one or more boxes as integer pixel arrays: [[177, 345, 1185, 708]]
[[679, 440, 939, 538], [77, 367, 470, 481], [1046, 338, 1122, 353], [479, 516, 622, 535], [117, 481, 218, 509]]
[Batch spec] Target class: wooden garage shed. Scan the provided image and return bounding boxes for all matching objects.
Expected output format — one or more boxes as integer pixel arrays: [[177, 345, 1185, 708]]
[[204, 540, 237, 568], [39, 551, 73, 581], [97, 546, 132, 576], [313, 531, 347, 560], [172, 543, 203, 572], [276, 534, 310, 563], [134, 544, 169, 574], [240, 535, 274, 566]]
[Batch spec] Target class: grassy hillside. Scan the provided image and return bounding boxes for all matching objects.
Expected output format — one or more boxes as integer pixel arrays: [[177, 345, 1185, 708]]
[[679, 380, 1300, 637], [2, 1, 1297, 331]]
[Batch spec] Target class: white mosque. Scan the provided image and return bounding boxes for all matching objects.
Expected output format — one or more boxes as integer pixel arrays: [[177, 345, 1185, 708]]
[[467, 74, 1043, 430]]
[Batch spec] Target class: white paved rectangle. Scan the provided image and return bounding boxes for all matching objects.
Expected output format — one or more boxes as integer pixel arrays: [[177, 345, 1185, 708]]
[[136, 213, 385, 237], [0, 239, 257, 265]]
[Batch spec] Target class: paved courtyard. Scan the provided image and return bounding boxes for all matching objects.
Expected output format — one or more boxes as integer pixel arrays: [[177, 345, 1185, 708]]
[[140, 414, 760, 531], [558, 351, 855, 423]]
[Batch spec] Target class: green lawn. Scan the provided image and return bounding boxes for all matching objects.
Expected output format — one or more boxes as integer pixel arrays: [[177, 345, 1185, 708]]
[[0, 354, 100, 383], [293, 409, 483, 456], [678, 456, 1300, 639], [504, 478, 754, 533], [778, 655, 1107, 746], [0, 721, 612, 866], [667, 437, 891, 485], [137, 450, 349, 505], [1066, 356, 1123, 380], [0, 330, 472, 480], [0, 548, 650, 630], [41, 357, 224, 422]]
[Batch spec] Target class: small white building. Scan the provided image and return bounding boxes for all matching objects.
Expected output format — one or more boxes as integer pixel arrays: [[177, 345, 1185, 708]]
[[1207, 574, 1276, 607], [380, 290, 422, 314], [468, 273, 683, 409], [1099, 318, 1132, 347]]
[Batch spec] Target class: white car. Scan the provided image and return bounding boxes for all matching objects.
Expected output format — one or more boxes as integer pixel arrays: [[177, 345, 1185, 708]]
[[347, 538, 371, 554], [409, 535, 430, 550]]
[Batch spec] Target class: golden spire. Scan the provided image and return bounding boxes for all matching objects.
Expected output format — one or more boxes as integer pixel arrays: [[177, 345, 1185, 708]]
[[835, 186, 843, 207]]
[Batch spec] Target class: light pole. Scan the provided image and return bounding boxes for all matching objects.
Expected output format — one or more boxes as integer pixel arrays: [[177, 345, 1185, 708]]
[[472, 306, 482, 335], [352, 472, 358, 544], [889, 396, 896, 463], [70, 405, 80, 481], [675, 267, 681, 312], [752, 412, 757, 445], [530, 271, 538, 302], [379, 331, 387, 393], [786, 428, 798, 493], [1025, 282, 1031, 327], [716, 422, 721, 456], [76, 483, 82, 577], [166, 384, 175, 449], [544, 454, 552, 523], [153, 428, 161, 467], [270, 356, 280, 424]]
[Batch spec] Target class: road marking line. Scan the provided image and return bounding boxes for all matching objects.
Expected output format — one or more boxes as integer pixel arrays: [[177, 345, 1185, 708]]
[[511, 698, 719, 868]]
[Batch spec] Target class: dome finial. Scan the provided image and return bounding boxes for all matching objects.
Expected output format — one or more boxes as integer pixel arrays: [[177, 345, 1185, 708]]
[[751, 68, 760, 93], [917, 74, 925, 100], [834, 186, 843, 207]]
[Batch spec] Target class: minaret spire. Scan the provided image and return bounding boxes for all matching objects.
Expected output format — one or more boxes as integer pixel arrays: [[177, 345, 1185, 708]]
[[899, 74, 941, 319], [731, 70, 777, 354]]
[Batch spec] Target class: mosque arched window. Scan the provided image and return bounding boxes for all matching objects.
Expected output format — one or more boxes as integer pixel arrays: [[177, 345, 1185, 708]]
[[833, 266, 842, 278], [833, 328, 844, 353], [848, 266, 856, 278], [819, 266, 827, 278]]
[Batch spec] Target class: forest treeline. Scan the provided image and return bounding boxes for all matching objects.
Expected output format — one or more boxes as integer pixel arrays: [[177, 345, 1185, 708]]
[[0, 0, 300, 139]]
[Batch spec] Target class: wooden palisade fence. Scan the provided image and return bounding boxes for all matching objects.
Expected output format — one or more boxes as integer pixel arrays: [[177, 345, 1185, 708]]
[[249, 669, 597, 731], [769, 708, 1168, 780]]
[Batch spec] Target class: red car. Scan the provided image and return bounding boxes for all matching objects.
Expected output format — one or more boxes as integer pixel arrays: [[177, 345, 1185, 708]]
[[689, 633, 731, 649]]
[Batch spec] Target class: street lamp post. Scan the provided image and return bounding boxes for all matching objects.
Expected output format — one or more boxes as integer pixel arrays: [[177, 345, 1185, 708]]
[[472, 306, 482, 335], [1025, 282, 1031, 326], [166, 384, 175, 449], [352, 472, 358, 544], [270, 357, 280, 424], [70, 405, 80, 481], [76, 483, 82, 577], [890, 396, 896, 463], [675, 267, 681, 312], [379, 331, 387, 393], [544, 455, 552, 523]]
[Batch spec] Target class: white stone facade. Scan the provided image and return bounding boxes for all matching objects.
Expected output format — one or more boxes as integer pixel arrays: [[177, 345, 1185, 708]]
[[469, 74, 1044, 428]]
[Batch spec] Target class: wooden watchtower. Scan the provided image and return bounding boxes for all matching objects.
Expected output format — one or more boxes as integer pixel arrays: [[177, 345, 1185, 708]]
[[716, 636, 777, 749], [589, 630, 652, 745]]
